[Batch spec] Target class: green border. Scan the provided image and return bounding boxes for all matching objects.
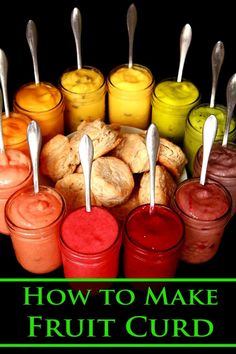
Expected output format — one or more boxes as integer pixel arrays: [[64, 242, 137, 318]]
[[0, 277, 235, 348]]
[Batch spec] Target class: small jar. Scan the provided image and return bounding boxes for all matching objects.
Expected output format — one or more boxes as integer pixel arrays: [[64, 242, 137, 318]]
[[5, 185, 66, 274], [193, 142, 236, 216], [59, 66, 106, 134], [13, 81, 65, 144], [0, 149, 32, 235], [60, 206, 122, 294], [107, 63, 155, 129], [123, 204, 184, 282], [151, 77, 200, 145], [171, 177, 232, 264], [183, 103, 236, 175]]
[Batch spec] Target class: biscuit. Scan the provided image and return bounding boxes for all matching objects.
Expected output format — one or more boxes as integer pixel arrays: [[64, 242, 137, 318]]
[[139, 165, 177, 205], [55, 173, 101, 212], [158, 138, 188, 179], [91, 156, 134, 207], [40, 134, 77, 182], [111, 132, 153, 173], [69, 120, 122, 164]]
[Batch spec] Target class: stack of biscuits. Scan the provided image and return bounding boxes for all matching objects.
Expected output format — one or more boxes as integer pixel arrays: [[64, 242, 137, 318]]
[[40, 120, 187, 221]]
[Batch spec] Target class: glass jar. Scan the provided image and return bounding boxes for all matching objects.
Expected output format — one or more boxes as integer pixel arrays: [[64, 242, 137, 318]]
[[13, 81, 65, 144], [107, 63, 155, 129], [151, 77, 200, 145], [5, 185, 66, 273], [60, 206, 122, 294], [123, 204, 184, 285], [59, 66, 106, 134], [171, 177, 232, 264], [183, 103, 236, 175], [193, 142, 236, 217]]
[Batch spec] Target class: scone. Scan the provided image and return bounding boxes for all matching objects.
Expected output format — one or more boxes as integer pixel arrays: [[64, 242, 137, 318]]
[[40, 134, 77, 182], [109, 185, 140, 222], [139, 165, 177, 205], [91, 156, 134, 207], [111, 132, 154, 173], [69, 120, 122, 164], [55, 173, 101, 212], [158, 138, 188, 179]]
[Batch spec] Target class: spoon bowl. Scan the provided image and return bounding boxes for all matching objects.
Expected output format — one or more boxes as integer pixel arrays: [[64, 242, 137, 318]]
[[26, 20, 40, 85], [222, 73, 236, 147], [209, 41, 225, 108], [71, 7, 82, 70], [177, 23, 192, 83], [79, 134, 94, 212], [200, 114, 217, 186], [127, 3, 137, 69], [145, 123, 160, 211]]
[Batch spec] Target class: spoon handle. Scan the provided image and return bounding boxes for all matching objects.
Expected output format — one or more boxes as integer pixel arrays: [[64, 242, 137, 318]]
[[127, 3, 137, 69], [222, 73, 236, 147], [177, 24, 192, 83], [26, 20, 40, 85], [200, 115, 217, 186], [79, 134, 94, 212], [0, 88, 5, 153], [146, 123, 160, 208], [27, 121, 42, 194], [0, 49, 10, 117], [71, 7, 82, 70], [210, 41, 225, 108]]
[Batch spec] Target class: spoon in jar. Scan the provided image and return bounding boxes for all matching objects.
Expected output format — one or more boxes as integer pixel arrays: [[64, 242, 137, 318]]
[[222, 73, 236, 147], [71, 7, 82, 70], [177, 24, 192, 83], [146, 123, 160, 213], [27, 120, 42, 194], [79, 134, 94, 212], [209, 41, 225, 108], [0, 49, 10, 117], [199, 114, 217, 185], [0, 88, 5, 154], [26, 20, 40, 85], [127, 3, 137, 69]]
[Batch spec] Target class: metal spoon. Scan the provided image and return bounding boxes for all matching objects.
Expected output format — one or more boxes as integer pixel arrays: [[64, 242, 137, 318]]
[[177, 24, 192, 83], [146, 123, 160, 211], [200, 115, 217, 185], [26, 20, 40, 85], [209, 41, 225, 108], [0, 49, 10, 117], [27, 120, 42, 193], [0, 88, 5, 154], [127, 3, 137, 68], [222, 73, 236, 147], [79, 134, 94, 212], [71, 7, 82, 70]]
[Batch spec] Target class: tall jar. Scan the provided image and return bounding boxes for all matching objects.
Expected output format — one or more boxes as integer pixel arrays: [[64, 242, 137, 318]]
[[107, 63, 155, 129], [59, 66, 106, 134], [151, 77, 200, 145], [5, 185, 66, 274], [183, 103, 236, 175], [13, 82, 65, 145]]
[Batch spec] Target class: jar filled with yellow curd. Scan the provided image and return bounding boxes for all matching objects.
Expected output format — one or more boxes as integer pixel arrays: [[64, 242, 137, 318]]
[[151, 78, 200, 145], [59, 66, 106, 134], [2, 112, 31, 155], [13, 82, 65, 144], [107, 63, 155, 129], [183, 103, 236, 175]]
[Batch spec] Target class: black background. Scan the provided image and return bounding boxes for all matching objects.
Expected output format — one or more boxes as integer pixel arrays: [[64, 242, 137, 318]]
[[1, 0, 236, 353]]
